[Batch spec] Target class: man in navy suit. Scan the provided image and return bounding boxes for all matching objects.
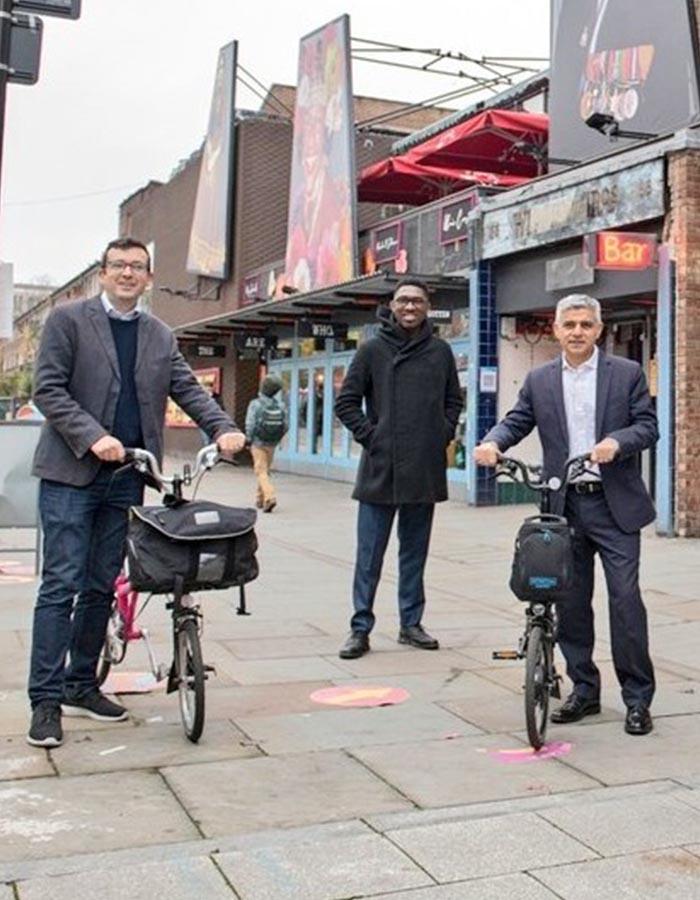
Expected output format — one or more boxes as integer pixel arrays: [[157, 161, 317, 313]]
[[474, 294, 658, 736]]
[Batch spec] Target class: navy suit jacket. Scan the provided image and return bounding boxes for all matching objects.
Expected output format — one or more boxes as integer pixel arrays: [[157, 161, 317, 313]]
[[483, 352, 659, 533]]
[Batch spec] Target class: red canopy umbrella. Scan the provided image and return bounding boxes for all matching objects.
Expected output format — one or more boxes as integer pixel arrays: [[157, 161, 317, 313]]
[[357, 156, 527, 205], [406, 109, 549, 177]]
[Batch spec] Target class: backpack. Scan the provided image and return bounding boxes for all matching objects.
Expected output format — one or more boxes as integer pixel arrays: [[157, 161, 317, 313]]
[[255, 399, 285, 444], [509, 514, 575, 604]]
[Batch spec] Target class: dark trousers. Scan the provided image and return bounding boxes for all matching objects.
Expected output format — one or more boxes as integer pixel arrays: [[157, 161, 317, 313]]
[[558, 490, 655, 708], [351, 502, 435, 634], [28, 468, 144, 706]]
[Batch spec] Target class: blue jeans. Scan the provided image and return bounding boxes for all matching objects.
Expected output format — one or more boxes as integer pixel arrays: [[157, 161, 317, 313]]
[[28, 467, 144, 706], [351, 502, 435, 634]]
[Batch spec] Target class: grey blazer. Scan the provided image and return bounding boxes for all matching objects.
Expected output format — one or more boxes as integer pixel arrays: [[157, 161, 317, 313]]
[[32, 296, 237, 486], [482, 352, 659, 533]]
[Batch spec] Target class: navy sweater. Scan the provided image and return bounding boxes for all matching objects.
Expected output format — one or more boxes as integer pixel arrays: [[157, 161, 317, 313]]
[[108, 317, 143, 448]]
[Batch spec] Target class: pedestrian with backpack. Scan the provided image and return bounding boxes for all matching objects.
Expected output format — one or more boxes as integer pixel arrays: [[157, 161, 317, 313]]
[[245, 373, 288, 512]]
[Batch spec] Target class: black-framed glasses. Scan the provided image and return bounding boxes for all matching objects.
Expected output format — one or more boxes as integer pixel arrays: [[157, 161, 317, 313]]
[[105, 260, 149, 274], [392, 297, 428, 308]]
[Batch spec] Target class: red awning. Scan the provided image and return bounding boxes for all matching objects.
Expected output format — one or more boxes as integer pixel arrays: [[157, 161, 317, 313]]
[[406, 109, 549, 177], [357, 156, 527, 205]]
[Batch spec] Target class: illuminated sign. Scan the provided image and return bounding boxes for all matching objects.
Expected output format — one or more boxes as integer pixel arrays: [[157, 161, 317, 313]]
[[587, 231, 658, 270]]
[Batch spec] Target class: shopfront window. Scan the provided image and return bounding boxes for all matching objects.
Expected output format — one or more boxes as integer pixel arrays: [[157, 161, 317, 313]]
[[297, 368, 309, 454], [332, 365, 347, 457], [311, 368, 325, 455], [278, 369, 292, 452], [446, 345, 468, 472]]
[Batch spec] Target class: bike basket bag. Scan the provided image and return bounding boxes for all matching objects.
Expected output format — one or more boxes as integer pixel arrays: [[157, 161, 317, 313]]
[[255, 400, 285, 444], [126, 500, 259, 594], [509, 514, 574, 604]]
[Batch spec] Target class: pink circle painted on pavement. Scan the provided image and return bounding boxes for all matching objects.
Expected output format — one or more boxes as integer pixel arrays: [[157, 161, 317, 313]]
[[102, 671, 167, 695], [310, 685, 410, 708], [486, 741, 573, 764]]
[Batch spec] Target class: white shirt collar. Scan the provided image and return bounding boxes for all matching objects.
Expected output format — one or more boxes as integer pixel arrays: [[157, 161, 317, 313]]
[[101, 292, 140, 321], [562, 345, 599, 373]]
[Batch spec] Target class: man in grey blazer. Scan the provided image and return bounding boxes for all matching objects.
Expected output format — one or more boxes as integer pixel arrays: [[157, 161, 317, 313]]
[[27, 238, 245, 748], [474, 294, 658, 736]]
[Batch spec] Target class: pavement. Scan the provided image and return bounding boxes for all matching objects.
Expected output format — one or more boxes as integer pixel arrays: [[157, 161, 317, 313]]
[[2, 464, 700, 898]]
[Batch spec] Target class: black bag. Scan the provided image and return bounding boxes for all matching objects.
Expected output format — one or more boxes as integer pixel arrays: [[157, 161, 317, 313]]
[[126, 500, 259, 594], [509, 514, 574, 604]]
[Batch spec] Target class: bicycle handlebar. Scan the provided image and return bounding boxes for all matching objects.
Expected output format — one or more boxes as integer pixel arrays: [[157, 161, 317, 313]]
[[495, 453, 593, 492], [123, 444, 224, 491]]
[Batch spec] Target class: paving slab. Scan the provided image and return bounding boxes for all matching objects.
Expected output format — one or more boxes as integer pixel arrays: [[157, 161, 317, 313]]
[[0, 735, 53, 781], [212, 655, 351, 685], [352, 733, 599, 808], [0, 770, 199, 862], [386, 811, 596, 882], [0, 689, 140, 738], [52, 719, 260, 776], [540, 793, 700, 856], [162, 750, 413, 837], [217, 831, 431, 900], [235, 702, 480, 755], [15, 856, 234, 899], [332, 649, 480, 677], [221, 632, 396, 660], [546, 713, 700, 784], [122, 681, 334, 724], [533, 848, 700, 899], [375, 874, 560, 900]]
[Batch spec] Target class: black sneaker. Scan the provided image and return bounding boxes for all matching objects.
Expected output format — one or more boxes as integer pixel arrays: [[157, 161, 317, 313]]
[[27, 701, 63, 748], [62, 689, 128, 722]]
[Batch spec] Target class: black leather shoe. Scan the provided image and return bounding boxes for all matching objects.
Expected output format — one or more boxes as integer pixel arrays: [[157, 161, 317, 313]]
[[398, 624, 439, 650], [625, 705, 653, 735], [551, 693, 601, 724], [339, 631, 370, 659]]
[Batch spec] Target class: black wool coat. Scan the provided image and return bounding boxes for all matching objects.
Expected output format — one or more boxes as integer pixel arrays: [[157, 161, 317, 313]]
[[335, 308, 463, 504]]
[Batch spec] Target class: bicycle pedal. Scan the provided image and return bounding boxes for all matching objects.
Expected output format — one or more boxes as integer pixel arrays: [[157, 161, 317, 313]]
[[492, 650, 519, 661], [203, 664, 217, 674]]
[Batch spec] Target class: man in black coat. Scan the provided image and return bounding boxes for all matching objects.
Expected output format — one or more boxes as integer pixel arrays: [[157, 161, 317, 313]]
[[334, 277, 463, 659], [474, 294, 658, 736]]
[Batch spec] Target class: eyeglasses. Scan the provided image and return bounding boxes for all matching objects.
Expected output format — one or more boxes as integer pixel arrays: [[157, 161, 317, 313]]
[[105, 260, 149, 274], [392, 297, 428, 308]]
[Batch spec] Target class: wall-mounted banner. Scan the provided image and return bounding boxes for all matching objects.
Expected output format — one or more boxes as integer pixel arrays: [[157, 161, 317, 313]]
[[298, 320, 348, 340], [240, 274, 261, 306], [285, 15, 357, 293], [233, 333, 277, 352], [187, 41, 237, 280], [549, 0, 700, 164], [439, 194, 478, 245], [482, 159, 664, 259], [372, 223, 402, 263]]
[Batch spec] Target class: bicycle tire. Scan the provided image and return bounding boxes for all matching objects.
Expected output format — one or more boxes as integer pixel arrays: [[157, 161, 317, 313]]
[[525, 624, 552, 751], [96, 604, 127, 687], [176, 618, 205, 743]]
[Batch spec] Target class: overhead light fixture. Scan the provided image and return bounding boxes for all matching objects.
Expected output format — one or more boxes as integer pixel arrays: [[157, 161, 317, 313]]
[[584, 112, 656, 141]]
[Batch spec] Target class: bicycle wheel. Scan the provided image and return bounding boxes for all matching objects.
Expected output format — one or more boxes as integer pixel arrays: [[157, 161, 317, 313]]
[[525, 624, 552, 751], [176, 618, 205, 743], [97, 604, 127, 687]]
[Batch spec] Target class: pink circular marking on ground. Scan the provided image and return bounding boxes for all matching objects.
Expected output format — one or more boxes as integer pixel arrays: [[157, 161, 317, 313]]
[[102, 671, 166, 695], [310, 685, 410, 707], [487, 741, 573, 764]]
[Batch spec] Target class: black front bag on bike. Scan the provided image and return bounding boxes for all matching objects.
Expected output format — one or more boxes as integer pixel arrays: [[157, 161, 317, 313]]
[[126, 500, 259, 594], [509, 514, 574, 604]]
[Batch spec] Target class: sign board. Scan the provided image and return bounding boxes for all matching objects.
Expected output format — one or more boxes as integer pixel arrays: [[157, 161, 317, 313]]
[[545, 253, 595, 291], [8, 14, 43, 86], [479, 366, 498, 394], [372, 223, 402, 263], [240, 274, 261, 306], [585, 230, 658, 270], [233, 333, 277, 352], [428, 309, 451, 320], [193, 343, 226, 359], [14, 0, 80, 17], [298, 320, 348, 340], [439, 194, 477, 245], [482, 159, 664, 259]]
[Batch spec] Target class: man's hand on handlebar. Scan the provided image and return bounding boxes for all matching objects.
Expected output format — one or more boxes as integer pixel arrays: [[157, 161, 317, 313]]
[[216, 431, 247, 459], [589, 437, 620, 465], [90, 435, 125, 462], [473, 441, 501, 467]]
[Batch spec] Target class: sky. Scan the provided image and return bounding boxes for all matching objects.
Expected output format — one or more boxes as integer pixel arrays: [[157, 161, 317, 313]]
[[0, 0, 550, 286]]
